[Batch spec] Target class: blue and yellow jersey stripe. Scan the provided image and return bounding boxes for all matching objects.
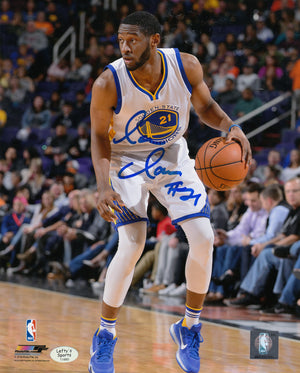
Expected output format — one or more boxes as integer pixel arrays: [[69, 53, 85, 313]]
[[126, 50, 168, 101]]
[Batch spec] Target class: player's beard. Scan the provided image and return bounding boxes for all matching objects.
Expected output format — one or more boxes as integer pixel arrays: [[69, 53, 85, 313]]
[[126, 43, 151, 71]]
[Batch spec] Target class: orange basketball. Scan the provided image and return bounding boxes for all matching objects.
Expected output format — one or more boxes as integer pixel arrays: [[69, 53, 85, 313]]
[[195, 137, 249, 191]]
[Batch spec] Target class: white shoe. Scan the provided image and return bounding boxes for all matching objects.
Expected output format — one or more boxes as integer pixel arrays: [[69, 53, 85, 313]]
[[158, 283, 177, 295], [83, 260, 94, 267], [65, 279, 75, 288], [169, 283, 186, 297], [139, 279, 154, 294], [91, 281, 105, 290]]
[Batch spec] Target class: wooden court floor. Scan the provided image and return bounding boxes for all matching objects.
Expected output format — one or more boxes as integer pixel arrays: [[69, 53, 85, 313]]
[[0, 282, 299, 373]]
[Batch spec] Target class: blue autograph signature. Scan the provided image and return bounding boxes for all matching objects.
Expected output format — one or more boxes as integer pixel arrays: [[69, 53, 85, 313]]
[[118, 148, 182, 180], [164, 181, 201, 206], [113, 110, 147, 145]]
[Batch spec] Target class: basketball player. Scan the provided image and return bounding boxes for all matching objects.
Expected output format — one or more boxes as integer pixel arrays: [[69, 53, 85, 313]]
[[89, 11, 251, 373]]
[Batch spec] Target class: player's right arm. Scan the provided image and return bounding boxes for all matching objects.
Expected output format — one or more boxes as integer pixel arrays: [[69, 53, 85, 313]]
[[90, 69, 124, 222]]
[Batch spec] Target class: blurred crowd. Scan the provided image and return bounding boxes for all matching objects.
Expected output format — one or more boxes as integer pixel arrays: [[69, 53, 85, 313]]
[[0, 0, 300, 316]]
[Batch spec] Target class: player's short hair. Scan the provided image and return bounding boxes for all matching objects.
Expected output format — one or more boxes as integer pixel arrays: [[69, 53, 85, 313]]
[[261, 184, 283, 201], [120, 11, 161, 36]]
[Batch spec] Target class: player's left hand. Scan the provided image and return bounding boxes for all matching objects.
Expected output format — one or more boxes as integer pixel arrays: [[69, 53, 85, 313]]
[[226, 126, 252, 165]]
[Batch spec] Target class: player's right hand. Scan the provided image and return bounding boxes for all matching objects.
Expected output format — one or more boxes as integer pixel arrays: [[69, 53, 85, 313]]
[[96, 189, 125, 222]]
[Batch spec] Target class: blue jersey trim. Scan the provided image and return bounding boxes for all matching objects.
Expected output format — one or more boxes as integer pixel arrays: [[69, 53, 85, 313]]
[[126, 69, 154, 101], [105, 65, 122, 114], [171, 196, 210, 224], [172, 212, 210, 225], [125, 51, 168, 101], [175, 48, 192, 94], [156, 50, 168, 98], [115, 217, 148, 228]]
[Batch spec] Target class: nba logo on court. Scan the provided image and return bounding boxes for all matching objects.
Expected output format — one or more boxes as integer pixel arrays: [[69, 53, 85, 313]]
[[26, 320, 37, 342]]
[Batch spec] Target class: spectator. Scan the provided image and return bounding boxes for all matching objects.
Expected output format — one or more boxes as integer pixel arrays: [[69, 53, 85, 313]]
[[255, 16, 274, 43], [18, 95, 51, 143], [261, 240, 300, 314], [0, 0, 14, 24], [15, 66, 35, 94], [207, 189, 229, 231], [0, 171, 9, 203], [271, 0, 295, 13], [49, 215, 112, 287], [72, 90, 90, 125], [10, 44, 35, 70], [44, 123, 72, 157], [225, 33, 237, 52], [22, 0, 37, 22], [47, 57, 69, 82], [207, 183, 268, 301], [170, 19, 196, 54], [20, 158, 46, 201], [5, 76, 27, 108], [277, 26, 300, 57], [213, 63, 229, 93], [137, 201, 177, 294], [243, 23, 264, 52], [18, 20, 49, 53], [5, 190, 58, 273], [0, 86, 11, 118], [68, 122, 91, 158], [236, 64, 260, 93], [49, 182, 68, 208], [19, 189, 81, 275], [47, 152, 69, 185], [0, 196, 31, 260], [0, 59, 14, 89], [216, 77, 241, 107], [259, 54, 283, 79], [52, 101, 76, 128], [290, 57, 300, 107], [99, 21, 118, 49], [200, 33, 216, 60], [1, 147, 24, 191], [56, 190, 104, 265], [45, 1, 66, 41], [267, 12, 281, 39], [254, 149, 283, 183], [66, 57, 92, 81], [224, 54, 240, 79], [47, 91, 62, 116], [280, 149, 300, 183], [83, 230, 119, 293], [226, 184, 247, 231], [34, 11, 54, 36], [85, 3, 104, 39], [233, 88, 263, 131], [226, 177, 300, 308], [263, 165, 283, 186]]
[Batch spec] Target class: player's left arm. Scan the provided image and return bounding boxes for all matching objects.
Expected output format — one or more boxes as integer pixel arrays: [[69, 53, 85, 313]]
[[181, 53, 252, 163]]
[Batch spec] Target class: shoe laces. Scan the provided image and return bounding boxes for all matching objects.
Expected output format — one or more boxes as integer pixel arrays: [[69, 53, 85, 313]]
[[185, 328, 203, 359], [96, 336, 115, 362]]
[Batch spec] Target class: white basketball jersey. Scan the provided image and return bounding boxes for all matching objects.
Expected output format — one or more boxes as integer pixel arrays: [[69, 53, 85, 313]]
[[106, 48, 192, 154]]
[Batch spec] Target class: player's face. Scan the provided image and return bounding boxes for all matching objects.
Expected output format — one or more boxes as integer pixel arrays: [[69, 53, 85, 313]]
[[118, 24, 151, 71]]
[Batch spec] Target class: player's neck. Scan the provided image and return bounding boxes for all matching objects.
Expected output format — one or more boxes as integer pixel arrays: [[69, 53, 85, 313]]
[[131, 52, 163, 94]]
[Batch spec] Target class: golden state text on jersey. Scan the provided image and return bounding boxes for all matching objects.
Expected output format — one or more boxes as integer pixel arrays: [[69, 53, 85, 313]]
[[105, 48, 192, 152]]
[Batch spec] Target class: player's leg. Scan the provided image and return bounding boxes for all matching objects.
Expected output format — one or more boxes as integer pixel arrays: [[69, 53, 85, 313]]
[[89, 221, 147, 373], [170, 217, 214, 373]]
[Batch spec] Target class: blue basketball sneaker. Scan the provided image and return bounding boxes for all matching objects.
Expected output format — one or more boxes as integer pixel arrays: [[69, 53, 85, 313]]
[[89, 329, 117, 373], [169, 319, 203, 373]]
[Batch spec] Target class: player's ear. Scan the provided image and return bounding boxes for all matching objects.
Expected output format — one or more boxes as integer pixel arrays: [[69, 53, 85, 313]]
[[151, 33, 160, 48]]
